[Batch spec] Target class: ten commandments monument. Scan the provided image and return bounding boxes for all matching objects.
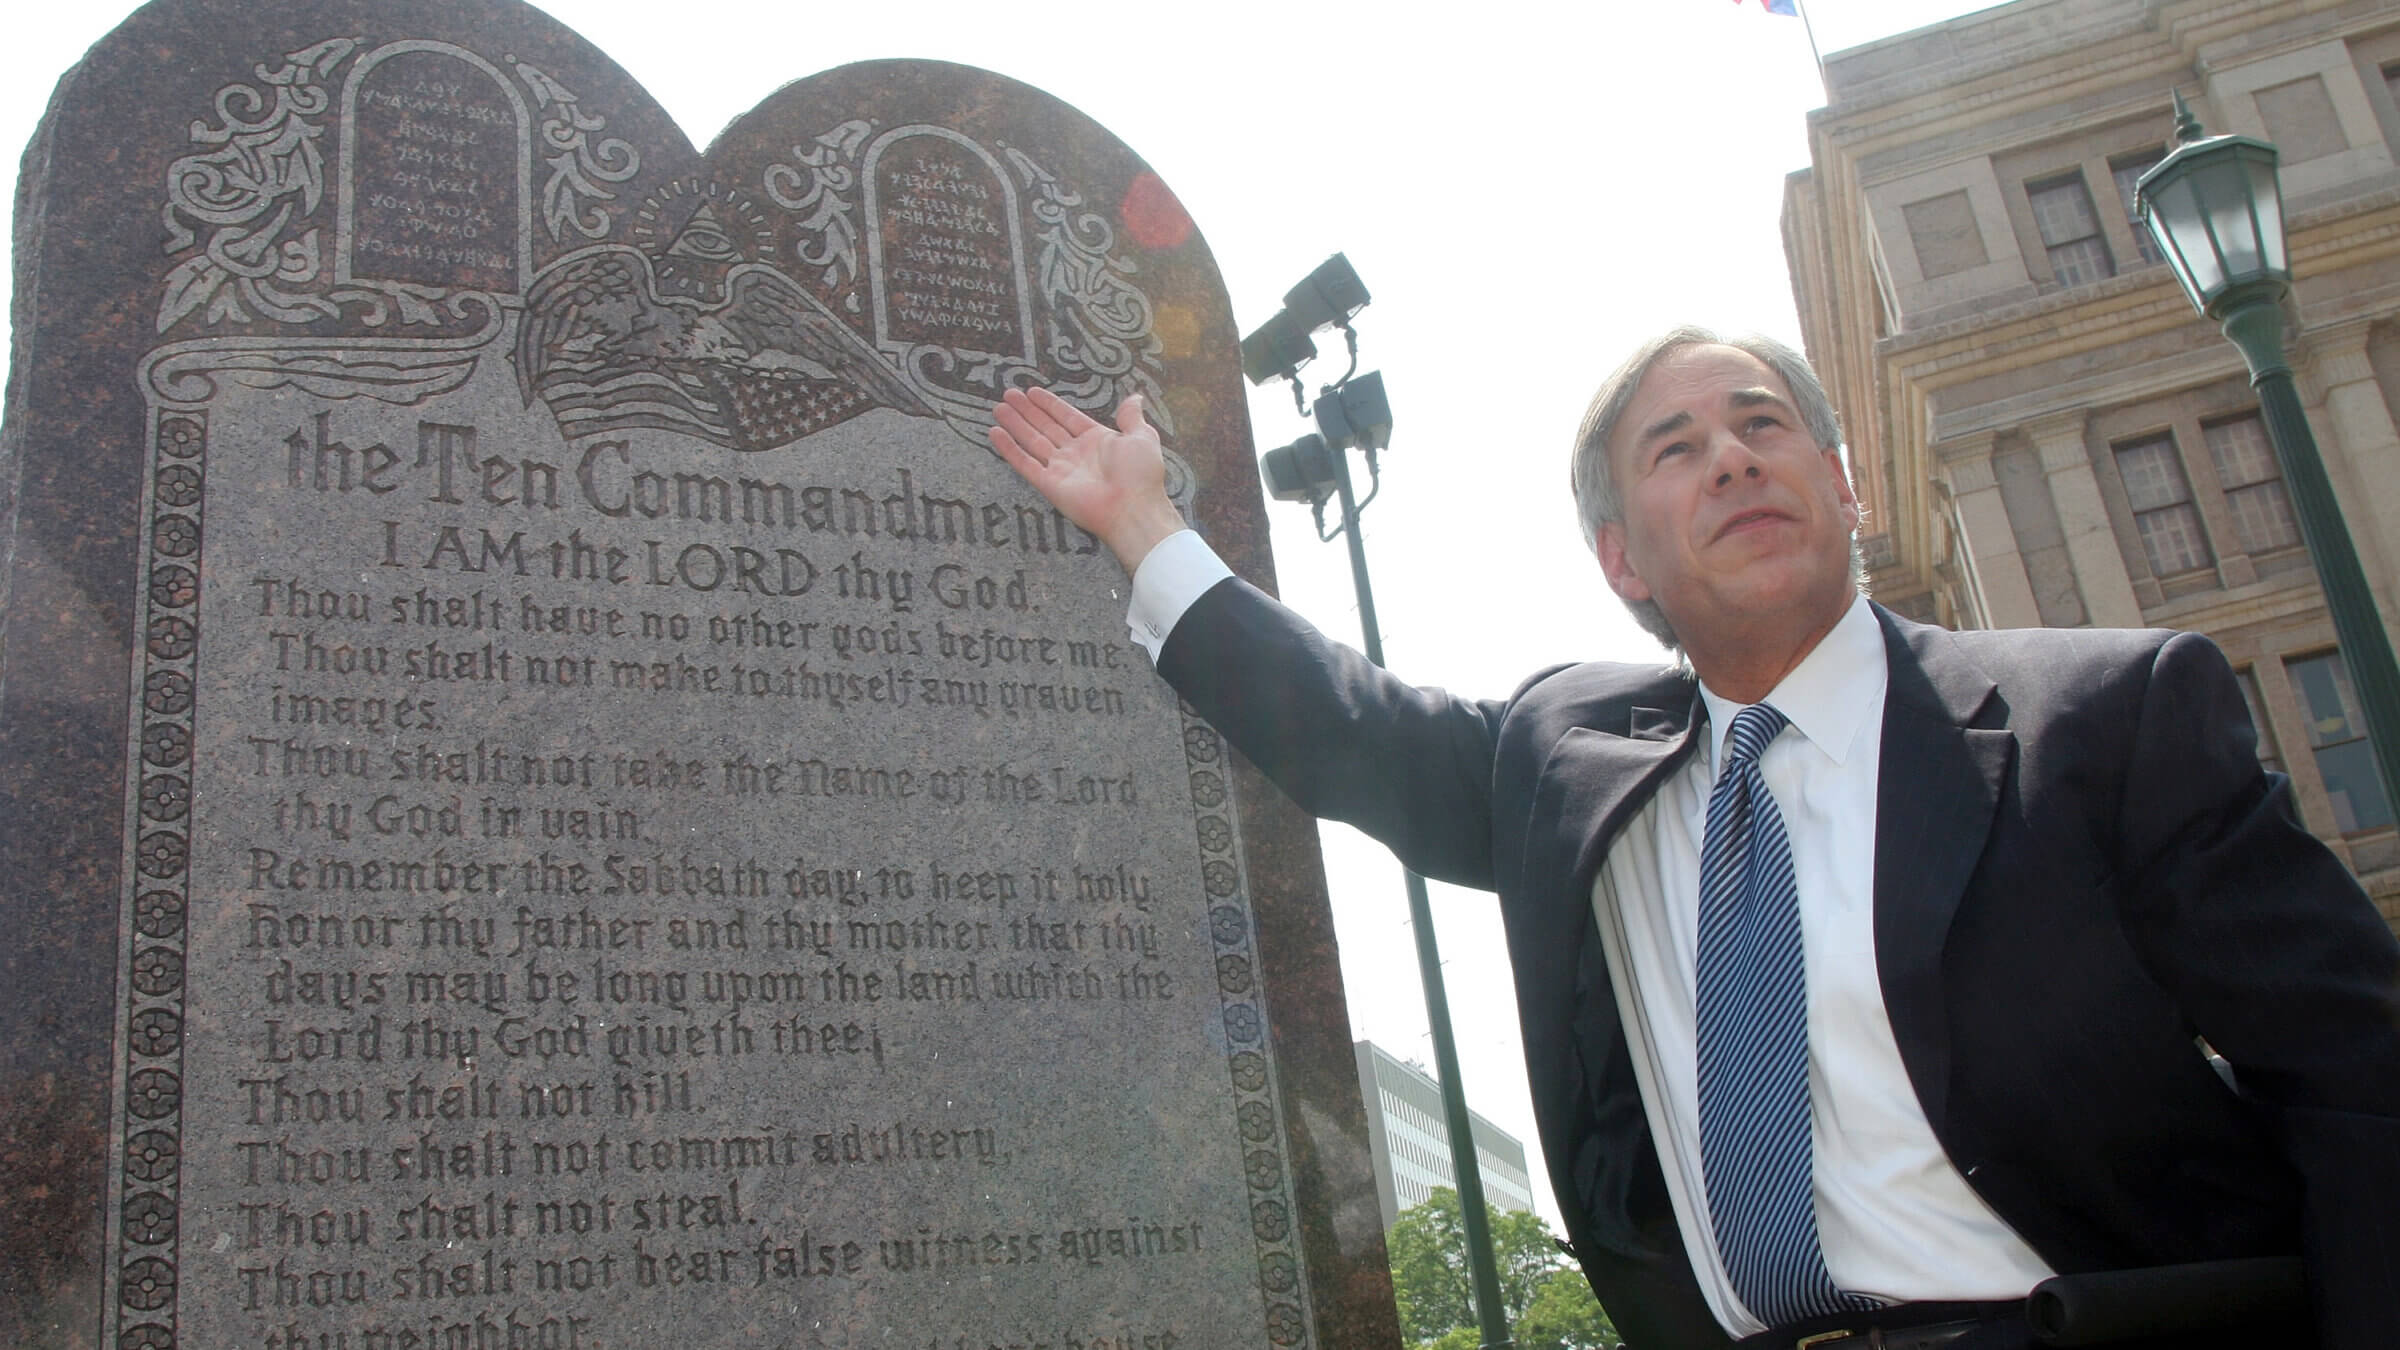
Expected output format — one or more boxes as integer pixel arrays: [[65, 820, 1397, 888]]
[[0, 2, 1395, 1346]]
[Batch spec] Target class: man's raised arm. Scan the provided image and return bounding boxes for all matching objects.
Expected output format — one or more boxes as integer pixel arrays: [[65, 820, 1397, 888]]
[[988, 387, 1188, 573], [987, 383, 1504, 889]]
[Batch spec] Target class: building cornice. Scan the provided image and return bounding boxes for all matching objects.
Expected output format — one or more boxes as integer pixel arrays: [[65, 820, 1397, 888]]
[[1829, 49, 2189, 186], [1818, 0, 2396, 127], [1819, 0, 2154, 114]]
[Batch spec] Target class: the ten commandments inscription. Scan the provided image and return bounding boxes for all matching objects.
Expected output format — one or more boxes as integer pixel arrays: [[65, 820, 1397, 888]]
[[0, 4, 1392, 1348]]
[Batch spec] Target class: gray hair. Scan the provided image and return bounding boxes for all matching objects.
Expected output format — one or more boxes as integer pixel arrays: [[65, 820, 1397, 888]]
[[1567, 325, 1853, 650]]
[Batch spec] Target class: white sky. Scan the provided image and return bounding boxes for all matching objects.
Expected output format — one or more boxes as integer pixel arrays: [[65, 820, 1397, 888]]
[[5, 0, 2002, 1228]]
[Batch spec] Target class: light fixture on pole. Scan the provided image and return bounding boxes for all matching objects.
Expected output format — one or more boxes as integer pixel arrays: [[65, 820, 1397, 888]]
[[2135, 94, 2400, 816], [1279, 252, 1372, 334], [1242, 253, 1371, 411], [2134, 95, 2287, 318], [1249, 258, 1514, 1350], [1262, 373, 1395, 526]]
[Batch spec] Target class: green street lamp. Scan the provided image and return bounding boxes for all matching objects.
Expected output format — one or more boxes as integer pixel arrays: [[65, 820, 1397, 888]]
[[2136, 94, 2400, 820]]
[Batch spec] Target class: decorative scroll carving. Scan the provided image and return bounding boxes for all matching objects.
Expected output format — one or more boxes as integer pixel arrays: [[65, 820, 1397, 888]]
[[763, 118, 873, 296], [157, 38, 360, 330], [1007, 146, 1173, 435], [158, 37, 533, 332], [513, 58, 641, 243], [140, 306, 505, 408]]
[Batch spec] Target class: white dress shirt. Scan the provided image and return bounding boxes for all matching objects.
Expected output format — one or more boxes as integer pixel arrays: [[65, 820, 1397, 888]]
[[1590, 593, 2051, 1337], [1125, 528, 1233, 662], [1123, 533, 2052, 1338]]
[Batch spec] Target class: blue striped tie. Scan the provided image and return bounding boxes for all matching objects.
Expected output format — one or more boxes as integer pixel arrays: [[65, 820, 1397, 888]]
[[1695, 703, 1860, 1327]]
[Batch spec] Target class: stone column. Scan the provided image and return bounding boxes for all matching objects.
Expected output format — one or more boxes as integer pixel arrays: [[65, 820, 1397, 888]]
[[1935, 434, 2041, 629], [2029, 410, 2145, 628], [2303, 320, 2400, 633]]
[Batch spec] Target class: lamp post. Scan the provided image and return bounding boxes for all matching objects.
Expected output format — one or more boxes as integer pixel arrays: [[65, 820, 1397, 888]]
[[2136, 95, 2400, 817], [1249, 258, 1515, 1350]]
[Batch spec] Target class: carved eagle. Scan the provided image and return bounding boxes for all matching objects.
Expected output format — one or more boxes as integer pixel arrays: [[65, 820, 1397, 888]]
[[514, 245, 930, 451]]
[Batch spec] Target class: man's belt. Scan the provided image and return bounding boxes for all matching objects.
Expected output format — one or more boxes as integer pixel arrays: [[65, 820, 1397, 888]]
[[1744, 1256, 2307, 1350], [1741, 1301, 2021, 1350], [1790, 1320, 1989, 1349]]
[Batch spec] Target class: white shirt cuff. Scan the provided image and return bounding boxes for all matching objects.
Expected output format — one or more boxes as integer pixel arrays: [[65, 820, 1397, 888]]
[[1126, 529, 1233, 662]]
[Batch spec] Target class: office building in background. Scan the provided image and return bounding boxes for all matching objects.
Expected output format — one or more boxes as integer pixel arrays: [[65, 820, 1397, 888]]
[[1354, 1040, 1537, 1231]]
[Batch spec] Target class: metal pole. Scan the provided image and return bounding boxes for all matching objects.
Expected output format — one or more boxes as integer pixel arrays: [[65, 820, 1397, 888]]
[[2219, 291, 2400, 818], [1328, 449, 1515, 1350], [1790, 0, 1829, 102]]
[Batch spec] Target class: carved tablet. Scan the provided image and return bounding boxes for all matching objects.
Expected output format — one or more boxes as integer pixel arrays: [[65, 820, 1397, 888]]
[[0, 4, 1390, 1348]]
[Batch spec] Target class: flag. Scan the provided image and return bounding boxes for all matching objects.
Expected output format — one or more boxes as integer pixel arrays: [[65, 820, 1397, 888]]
[[1731, 0, 1821, 102]]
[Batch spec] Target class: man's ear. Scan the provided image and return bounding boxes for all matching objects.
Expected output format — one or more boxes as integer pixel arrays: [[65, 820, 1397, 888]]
[[1595, 521, 1652, 605], [1824, 447, 1861, 532]]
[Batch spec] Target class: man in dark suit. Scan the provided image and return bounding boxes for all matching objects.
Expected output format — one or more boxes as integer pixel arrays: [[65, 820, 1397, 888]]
[[988, 328, 2400, 1350]]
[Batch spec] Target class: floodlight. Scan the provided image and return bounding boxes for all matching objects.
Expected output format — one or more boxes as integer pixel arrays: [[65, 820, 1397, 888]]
[[1240, 311, 1319, 386], [1260, 433, 1340, 504], [1315, 371, 1392, 453], [1241, 255, 1373, 387], [1281, 253, 1370, 334]]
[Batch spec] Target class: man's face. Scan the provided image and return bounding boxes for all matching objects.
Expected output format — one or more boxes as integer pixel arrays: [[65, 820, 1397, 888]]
[[1594, 344, 1860, 651]]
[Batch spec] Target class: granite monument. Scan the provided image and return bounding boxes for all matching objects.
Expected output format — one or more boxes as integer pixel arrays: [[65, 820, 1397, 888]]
[[0, 4, 1394, 1347]]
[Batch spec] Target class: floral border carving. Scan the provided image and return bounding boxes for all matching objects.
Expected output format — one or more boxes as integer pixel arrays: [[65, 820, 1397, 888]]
[[1177, 713, 1318, 1347], [104, 406, 208, 1350]]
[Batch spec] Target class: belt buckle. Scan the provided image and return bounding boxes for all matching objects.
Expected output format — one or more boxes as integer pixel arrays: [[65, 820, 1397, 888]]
[[1794, 1331, 1863, 1350]]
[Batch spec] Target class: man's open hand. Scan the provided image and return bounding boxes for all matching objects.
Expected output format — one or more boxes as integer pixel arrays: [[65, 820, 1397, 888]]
[[989, 387, 1188, 572]]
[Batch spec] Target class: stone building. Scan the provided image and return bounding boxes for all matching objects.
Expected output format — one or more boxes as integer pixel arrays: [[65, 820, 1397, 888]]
[[1783, 0, 2400, 921], [1353, 1040, 1538, 1231]]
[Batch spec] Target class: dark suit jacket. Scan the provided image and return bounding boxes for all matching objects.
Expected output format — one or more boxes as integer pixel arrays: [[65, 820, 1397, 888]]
[[1158, 580, 2400, 1350]]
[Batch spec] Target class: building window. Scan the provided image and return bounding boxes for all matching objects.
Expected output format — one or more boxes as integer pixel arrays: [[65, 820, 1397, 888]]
[[2285, 652, 2394, 833], [2236, 668, 2284, 777], [2386, 62, 2400, 118], [2113, 433, 2212, 575], [2202, 413, 2301, 555], [2028, 172, 2115, 286], [2109, 148, 2166, 264]]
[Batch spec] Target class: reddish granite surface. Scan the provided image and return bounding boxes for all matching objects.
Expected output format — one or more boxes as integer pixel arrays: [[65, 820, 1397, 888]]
[[0, 3, 1396, 1347]]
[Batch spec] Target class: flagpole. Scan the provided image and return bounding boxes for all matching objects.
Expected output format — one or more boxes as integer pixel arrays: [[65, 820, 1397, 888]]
[[1793, 0, 1829, 102]]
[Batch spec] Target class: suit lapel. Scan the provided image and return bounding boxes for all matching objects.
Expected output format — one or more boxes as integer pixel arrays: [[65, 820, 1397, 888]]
[[1509, 685, 1701, 1248], [1872, 609, 2015, 1130], [1537, 695, 1705, 916], [1516, 692, 1703, 992]]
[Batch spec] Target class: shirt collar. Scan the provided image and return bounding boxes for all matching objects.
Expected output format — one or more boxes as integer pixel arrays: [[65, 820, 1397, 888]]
[[1698, 593, 1886, 773]]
